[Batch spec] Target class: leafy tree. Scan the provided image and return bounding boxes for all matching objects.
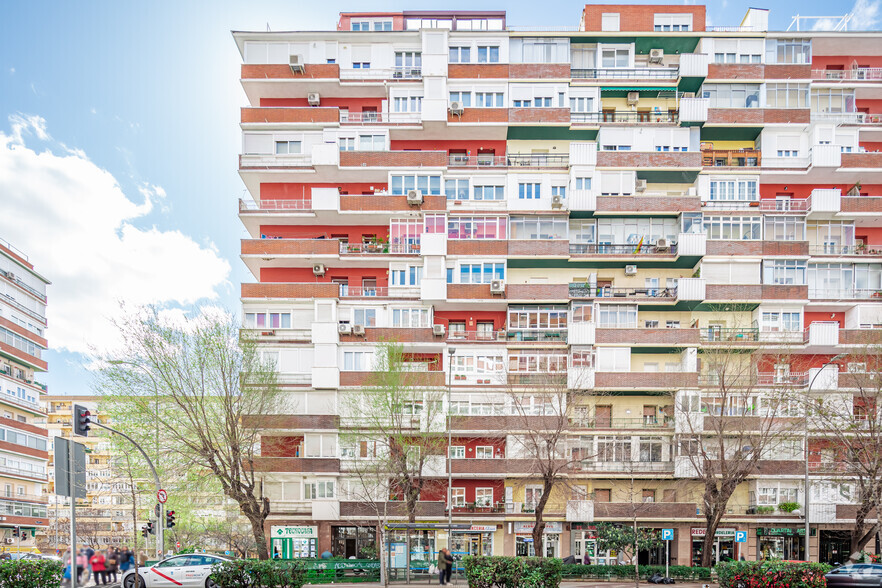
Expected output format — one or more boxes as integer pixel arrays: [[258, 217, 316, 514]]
[[595, 522, 663, 587]]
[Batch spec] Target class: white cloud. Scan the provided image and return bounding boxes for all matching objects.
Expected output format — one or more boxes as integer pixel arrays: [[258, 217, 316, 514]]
[[813, 0, 880, 30], [0, 114, 231, 355]]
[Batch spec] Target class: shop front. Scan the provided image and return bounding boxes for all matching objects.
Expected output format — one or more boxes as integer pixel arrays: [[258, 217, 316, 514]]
[[756, 527, 806, 561], [571, 523, 616, 565], [386, 526, 437, 578], [819, 530, 852, 565], [515, 522, 562, 558], [451, 525, 496, 560], [271, 525, 319, 559], [691, 527, 737, 565], [332, 525, 377, 558]]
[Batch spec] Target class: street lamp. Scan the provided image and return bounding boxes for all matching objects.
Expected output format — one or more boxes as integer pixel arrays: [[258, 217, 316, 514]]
[[446, 347, 455, 553], [804, 353, 847, 560]]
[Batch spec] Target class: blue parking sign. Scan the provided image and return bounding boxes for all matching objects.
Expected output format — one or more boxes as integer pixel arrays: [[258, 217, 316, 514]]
[[661, 529, 674, 541], [735, 531, 747, 543]]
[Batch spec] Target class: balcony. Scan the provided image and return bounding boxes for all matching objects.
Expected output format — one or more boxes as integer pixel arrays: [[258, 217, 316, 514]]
[[339, 66, 422, 80], [811, 68, 882, 81], [239, 198, 312, 212], [568, 243, 678, 256], [699, 328, 760, 343], [700, 372, 809, 388], [571, 67, 678, 80], [701, 149, 761, 167], [339, 242, 419, 255], [570, 111, 679, 125], [569, 284, 678, 300], [809, 288, 882, 300], [596, 327, 699, 346], [447, 155, 507, 168], [595, 194, 701, 213], [841, 196, 882, 214], [809, 244, 882, 256], [504, 153, 569, 168], [594, 371, 698, 389], [579, 460, 674, 473], [446, 330, 505, 343], [338, 150, 447, 168], [241, 107, 339, 124], [569, 416, 673, 430], [595, 151, 702, 168], [505, 330, 567, 343], [340, 112, 422, 124]]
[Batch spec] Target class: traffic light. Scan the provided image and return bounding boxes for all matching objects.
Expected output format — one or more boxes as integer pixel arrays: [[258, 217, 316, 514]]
[[73, 404, 91, 436], [141, 526, 148, 538], [165, 510, 176, 529], [146, 521, 155, 535], [11, 527, 18, 538]]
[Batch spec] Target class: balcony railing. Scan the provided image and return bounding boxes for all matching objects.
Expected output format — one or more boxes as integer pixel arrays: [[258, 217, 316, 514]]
[[240, 198, 312, 211], [706, 25, 759, 32], [447, 155, 507, 168], [569, 416, 673, 429], [341, 112, 422, 124], [569, 243, 678, 256], [571, 67, 679, 79], [811, 68, 882, 80], [339, 242, 420, 255], [505, 154, 569, 168], [447, 330, 505, 342], [581, 460, 673, 472], [700, 372, 810, 387], [809, 288, 882, 300], [700, 328, 760, 343], [339, 67, 422, 80], [451, 501, 506, 514], [571, 111, 679, 124], [809, 244, 882, 256], [569, 284, 677, 299], [702, 149, 761, 167], [505, 330, 567, 343]]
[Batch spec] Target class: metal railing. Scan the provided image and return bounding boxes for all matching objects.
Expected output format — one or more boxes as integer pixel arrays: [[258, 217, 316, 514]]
[[0, 268, 46, 302], [706, 25, 759, 32], [702, 149, 761, 167], [811, 68, 882, 80], [569, 284, 678, 299], [699, 372, 809, 387], [582, 461, 673, 472], [339, 67, 422, 80], [340, 242, 420, 255], [569, 417, 674, 429], [571, 111, 679, 124], [240, 198, 312, 211], [809, 288, 882, 300], [0, 463, 47, 479], [447, 155, 507, 167], [447, 330, 505, 342], [341, 112, 422, 124], [809, 245, 882, 255], [700, 328, 760, 342], [451, 501, 506, 513], [505, 153, 569, 167], [505, 330, 567, 342], [569, 243, 678, 255], [339, 286, 388, 298], [572, 67, 679, 79]]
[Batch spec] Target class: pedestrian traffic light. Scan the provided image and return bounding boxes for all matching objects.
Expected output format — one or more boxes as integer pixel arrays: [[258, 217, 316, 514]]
[[73, 404, 91, 436], [146, 521, 155, 535], [11, 527, 18, 538], [141, 526, 148, 538], [166, 510, 176, 528]]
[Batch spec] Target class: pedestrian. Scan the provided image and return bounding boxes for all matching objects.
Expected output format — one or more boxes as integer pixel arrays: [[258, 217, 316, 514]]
[[104, 547, 119, 584], [83, 545, 95, 584], [61, 550, 72, 588], [76, 550, 87, 583], [445, 548, 454, 584], [89, 550, 107, 586], [583, 550, 591, 565], [436, 548, 448, 585], [118, 545, 131, 574], [321, 549, 333, 559]]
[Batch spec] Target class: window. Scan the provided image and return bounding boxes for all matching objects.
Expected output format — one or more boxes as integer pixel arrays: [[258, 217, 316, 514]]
[[509, 216, 568, 240], [391, 265, 422, 286], [767, 39, 811, 64], [507, 305, 568, 331], [449, 91, 472, 107], [392, 308, 430, 328], [338, 137, 354, 151], [343, 351, 373, 371], [570, 97, 594, 113], [352, 308, 377, 327], [551, 186, 566, 198], [516, 38, 568, 63], [597, 436, 631, 461], [639, 437, 663, 462], [703, 216, 762, 240], [574, 177, 591, 191], [393, 96, 422, 112], [473, 185, 504, 200], [447, 216, 507, 239], [811, 88, 857, 114], [244, 312, 292, 329], [708, 178, 758, 201], [765, 216, 805, 241], [654, 13, 692, 31], [358, 134, 384, 151], [451, 354, 505, 375], [763, 260, 807, 285], [702, 84, 761, 108], [352, 62, 371, 69], [518, 183, 541, 199], [390, 174, 442, 195], [394, 51, 421, 73], [766, 83, 810, 109], [601, 13, 620, 32], [777, 149, 799, 157], [513, 99, 532, 108], [761, 311, 801, 332], [475, 92, 504, 107], [525, 486, 544, 508], [642, 489, 656, 502], [601, 49, 629, 68], [475, 488, 494, 506], [304, 481, 335, 499], [475, 446, 494, 459], [449, 46, 471, 63], [450, 446, 465, 459], [597, 304, 637, 328], [424, 214, 446, 234], [666, 320, 680, 329], [274, 140, 301, 155], [445, 178, 470, 200], [450, 487, 466, 507], [350, 21, 370, 31], [458, 263, 505, 284], [477, 46, 500, 63]]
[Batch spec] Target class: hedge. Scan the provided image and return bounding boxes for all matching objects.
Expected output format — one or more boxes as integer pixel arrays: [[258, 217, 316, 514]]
[[463, 556, 562, 588], [209, 559, 306, 588], [561, 563, 712, 580], [716, 560, 831, 588], [0, 559, 63, 588]]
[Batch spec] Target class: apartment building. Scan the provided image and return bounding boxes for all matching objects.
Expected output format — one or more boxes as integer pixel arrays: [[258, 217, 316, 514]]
[[0, 239, 50, 554], [234, 3, 882, 566]]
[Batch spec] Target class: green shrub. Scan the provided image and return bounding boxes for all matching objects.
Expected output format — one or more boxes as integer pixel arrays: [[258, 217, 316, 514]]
[[0, 559, 63, 588], [716, 560, 831, 588], [462, 556, 561, 588], [756, 506, 775, 514], [210, 559, 306, 588], [560, 563, 711, 580], [778, 501, 801, 513]]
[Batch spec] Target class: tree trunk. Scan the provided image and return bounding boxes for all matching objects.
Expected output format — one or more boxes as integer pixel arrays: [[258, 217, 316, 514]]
[[531, 481, 554, 558], [700, 507, 726, 568], [633, 518, 640, 588], [243, 509, 270, 560], [850, 520, 882, 563]]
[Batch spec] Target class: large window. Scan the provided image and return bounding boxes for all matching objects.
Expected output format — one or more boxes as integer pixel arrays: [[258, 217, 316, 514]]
[[477, 46, 500, 63], [808, 263, 853, 298], [766, 83, 810, 109], [764, 216, 805, 241], [708, 178, 758, 201], [449, 46, 471, 63], [449, 91, 472, 107], [394, 51, 421, 72], [352, 308, 377, 327], [654, 14, 692, 31], [703, 216, 761, 240], [244, 311, 292, 329], [763, 260, 806, 285], [767, 39, 811, 64], [761, 311, 801, 332], [596, 304, 638, 328], [473, 185, 505, 200], [392, 96, 422, 112], [702, 84, 760, 108], [392, 308, 431, 328], [475, 92, 504, 107], [601, 48, 629, 68], [451, 354, 505, 375], [596, 217, 678, 245], [343, 351, 374, 371], [508, 352, 568, 373], [447, 217, 507, 239], [811, 88, 857, 113], [518, 183, 541, 199], [445, 178, 470, 200], [458, 263, 505, 284], [597, 436, 631, 462], [510, 216, 568, 240], [390, 174, 442, 195], [508, 305, 568, 331], [390, 265, 422, 286], [639, 437, 664, 462], [515, 38, 569, 63], [305, 481, 335, 499]]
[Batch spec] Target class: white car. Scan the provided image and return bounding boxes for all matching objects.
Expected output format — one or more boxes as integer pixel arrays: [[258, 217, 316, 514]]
[[121, 554, 230, 588]]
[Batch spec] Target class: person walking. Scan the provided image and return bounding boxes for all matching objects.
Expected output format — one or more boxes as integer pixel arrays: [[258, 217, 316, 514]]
[[89, 549, 107, 586], [104, 547, 119, 584], [83, 545, 95, 584], [75, 550, 87, 584], [118, 545, 133, 574], [444, 548, 454, 584], [436, 548, 448, 585]]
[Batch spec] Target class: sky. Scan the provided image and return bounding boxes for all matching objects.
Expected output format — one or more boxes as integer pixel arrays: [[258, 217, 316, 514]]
[[0, 0, 880, 396]]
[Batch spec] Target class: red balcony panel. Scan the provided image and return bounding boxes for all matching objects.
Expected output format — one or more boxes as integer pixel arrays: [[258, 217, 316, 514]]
[[241, 64, 340, 79], [241, 283, 340, 299], [241, 107, 340, 124], [708, 108, 763, 124], [339, 151, 447, 168], [594, 372, 699, 389], [508, 240, 569, 256], [339, 501, 445, 518], [252, 457, 340, 473], [841, 329, 882, 345], [339, 194, 447, 212], [509, 108, 570, 124], [595, 328, 699, 345], [0, 342, 46, 371], [448, 64, 510, 79], [595, 502, 696, 519], [596, 151, 702, 168], [448, 108, 509, 123], [448, 240, 508, 256], [241, 239, 339, 256], [446, 284, 498, 299], [0, 417, 46, 437], [244, 415, 338, 430], [0, 317, 47, 349], [764, 109, 811, 124], [451, 415, 562, 431], [707, 64, 764, 80], [842, 153, 882, 168], [765, 64, 812, 79], [507, 284, 569, 300], [763, 241, 809, 256], [762, 285, 808, 299], [706, 241, 763, 256], [705, 284, 762, 301], [0, 440, 47, 460], [595, 196, 700, 213], [339, 371, 445, 387], [339, 327, 437, 343], [509, 64, 570, 79], [841, 197, 882, 213]]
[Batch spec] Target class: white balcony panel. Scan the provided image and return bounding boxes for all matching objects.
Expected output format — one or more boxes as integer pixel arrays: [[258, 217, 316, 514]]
[[570, 142, 598, 167], [311, 322, 339, 345], [809, 189, 841, 214], [420, 233, 447, 256], [679, 53, 710, 77], [808, 366, 839, 391], [312, 367, 339, 389], [807, 322, 839, 347], [568, 367, 595, 390], [679, 97, 709, 123], [677, 232, 706, 256], [312, 500, 340, 521], [676, 278, 706, 301], [311, 143, 340, 167], [675, 455, 702, 478], [311, 187, 340, 211], [569, 322, 596, 345], [569, 190, 596, 212], [812, 144, 842, 168], [566, 500, 595, 522]]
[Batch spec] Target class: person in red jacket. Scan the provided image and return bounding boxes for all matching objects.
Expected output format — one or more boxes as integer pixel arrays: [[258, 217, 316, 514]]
[[89, 550, 107, 585]]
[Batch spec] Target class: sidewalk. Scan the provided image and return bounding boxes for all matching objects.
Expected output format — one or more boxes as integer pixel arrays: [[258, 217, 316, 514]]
[[305, 583, 716, 587]]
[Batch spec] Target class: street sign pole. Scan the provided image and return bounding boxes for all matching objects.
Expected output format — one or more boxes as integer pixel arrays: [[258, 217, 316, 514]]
[[666, 539, 669, 579], [69, 436, 77, 588]]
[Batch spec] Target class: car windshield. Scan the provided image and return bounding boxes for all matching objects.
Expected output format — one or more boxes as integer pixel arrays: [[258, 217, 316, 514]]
[[156, 556, 189, 568]]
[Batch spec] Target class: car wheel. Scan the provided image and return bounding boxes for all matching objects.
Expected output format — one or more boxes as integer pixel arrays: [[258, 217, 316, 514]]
[[124, 574, 147, 588], [206, 578, 219, 588]]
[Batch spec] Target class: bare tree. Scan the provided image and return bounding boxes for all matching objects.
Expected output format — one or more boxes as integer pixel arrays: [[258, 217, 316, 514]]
[[677, 329, 798, 567], [97, 306, 281, 559], [809, 337, 882, 562]]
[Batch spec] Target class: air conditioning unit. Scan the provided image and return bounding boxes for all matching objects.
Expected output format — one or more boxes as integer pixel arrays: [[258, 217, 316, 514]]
[[655, 238, 670, 251], [432, 324, 446, 336], [313, 263, 326, 277], [289, 55, 305, 74], [649, 49, 664, 64], [307, 92, 321, 106], [490, 279, 505, 294], [338, 323, 352, 335], [635, 179, 647, 193], [352, 324, 366, 336], [625, 265, 638, 276], [406, 189, 423, 205], [551, 194, 563, 209], [449, 101, 464, 115], [627, 92, 640, 106]]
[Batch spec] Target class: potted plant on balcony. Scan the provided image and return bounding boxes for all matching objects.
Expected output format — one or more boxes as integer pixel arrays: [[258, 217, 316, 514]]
[[778, 501, 801, 514]]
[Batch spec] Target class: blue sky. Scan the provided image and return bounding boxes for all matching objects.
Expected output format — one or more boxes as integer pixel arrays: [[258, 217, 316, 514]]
[[0, 0, 878, 396]]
